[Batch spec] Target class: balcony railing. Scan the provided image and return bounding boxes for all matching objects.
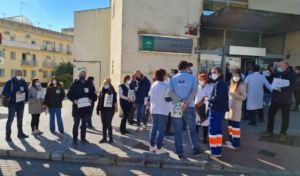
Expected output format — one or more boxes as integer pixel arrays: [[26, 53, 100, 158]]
[[42, 61, 57, 68], [21, 60, 38, 66], [2, 39, 41, 50], [41, 47, 72, 54]]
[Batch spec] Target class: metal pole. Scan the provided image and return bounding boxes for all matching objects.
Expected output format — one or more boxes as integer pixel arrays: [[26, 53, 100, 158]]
[[259, 32, 262, 47], [223, 29, 226, 47]]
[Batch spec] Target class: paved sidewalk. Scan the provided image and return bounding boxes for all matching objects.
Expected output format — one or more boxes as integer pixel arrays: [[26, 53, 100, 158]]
[[0, 100, 300, 175]]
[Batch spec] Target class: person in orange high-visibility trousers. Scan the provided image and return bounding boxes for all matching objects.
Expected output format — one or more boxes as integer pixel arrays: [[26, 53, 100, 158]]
[[225, 71, 247, 149], [205, 67, 229, 157]]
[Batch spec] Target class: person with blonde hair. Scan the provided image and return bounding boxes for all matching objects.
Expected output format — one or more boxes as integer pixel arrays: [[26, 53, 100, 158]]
[[97, 78, 118, 143], [225, 70, 247, 149], [44, 76, 65, 134]]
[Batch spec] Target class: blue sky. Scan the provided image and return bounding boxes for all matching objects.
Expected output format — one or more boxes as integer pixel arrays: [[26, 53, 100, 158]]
[[0, 0, 110, 32]]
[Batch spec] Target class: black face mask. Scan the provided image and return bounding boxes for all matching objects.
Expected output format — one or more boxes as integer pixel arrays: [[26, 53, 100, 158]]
[[136, 77, 141, 81]]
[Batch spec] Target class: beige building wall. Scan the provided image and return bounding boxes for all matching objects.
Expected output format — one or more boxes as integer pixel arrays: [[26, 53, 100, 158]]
[[74, 8, 111, 89], [110, 0, 203, 88], [248, 0, 300, 15], [285, 31, 300, 67], [0, 18, 73, 94]]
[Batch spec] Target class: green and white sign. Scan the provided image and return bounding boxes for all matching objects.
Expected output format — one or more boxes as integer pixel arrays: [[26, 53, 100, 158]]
[[140, 35, 193, 54]]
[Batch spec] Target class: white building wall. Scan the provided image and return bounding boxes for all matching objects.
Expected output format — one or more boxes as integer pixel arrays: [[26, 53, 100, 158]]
[[117, 0, 203, 83], [249, 0, 300, 15], [74, 8, 111, 89]]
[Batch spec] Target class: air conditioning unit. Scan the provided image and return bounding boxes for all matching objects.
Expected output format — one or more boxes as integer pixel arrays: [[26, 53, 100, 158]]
[[26, 34, 31, 38], [4, 31, 10, 35], [27, 52, 32, 55], [38, 69, 43, 72]]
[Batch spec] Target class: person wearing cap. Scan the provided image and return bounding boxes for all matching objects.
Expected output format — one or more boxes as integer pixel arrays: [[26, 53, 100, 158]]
[[67, 70, 94, 145]]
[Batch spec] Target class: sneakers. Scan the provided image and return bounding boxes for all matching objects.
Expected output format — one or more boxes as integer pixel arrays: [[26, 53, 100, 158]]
[[81, 139, 90, 144], [224, 143, 239, 150], [178, 154, 184, 161], [225, 141, 232, 145], [261, 131, 273, 137], [149, 145, 156, 152], [156, 148, 168, 155], [6, 137, 12, 142], [136, 126, 141, 132], [17, 133, 29, 138], [193, 149, 204, 156], [142, 125, 147, 131], [279, 134, 286, 142], [205, 150, 221, 158]]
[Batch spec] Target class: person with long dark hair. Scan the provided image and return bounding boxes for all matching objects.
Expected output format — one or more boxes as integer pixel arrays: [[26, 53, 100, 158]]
[[292, 66, 300, 111], [119, 75, 134, 135], [28, 78, 44, 135], [44, 76, 65, 133], [205, 67, 229, 157], [225, 71, 247, 149], [97, 78, 118, 143], [85, 77, 97, 128]]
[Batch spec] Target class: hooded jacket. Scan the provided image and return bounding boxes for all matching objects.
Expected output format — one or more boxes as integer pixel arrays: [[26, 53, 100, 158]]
[[2, 77, 28, 106]]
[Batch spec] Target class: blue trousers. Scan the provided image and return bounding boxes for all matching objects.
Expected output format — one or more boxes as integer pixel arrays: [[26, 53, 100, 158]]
[[228, 120, 241, 148], [150, 114, 168, 149], [209, 111, 225, 156], [173, 107, 200, 155], [136, 103, 147, 127], [49, 108, 64, 132], [6, 104, 25, 137]]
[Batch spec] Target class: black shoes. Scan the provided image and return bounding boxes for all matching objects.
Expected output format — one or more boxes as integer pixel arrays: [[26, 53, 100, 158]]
[[17, 133, 29, 138], [6, 137, 12, 142], [99, 139, 107, 143], [81, 139, 90, 144], [108, 139, 114, 144], [178, 154, 184, 161], [72, 140, 78, 146], [193, 149, 204, 156], [128, 120, 137, 125]]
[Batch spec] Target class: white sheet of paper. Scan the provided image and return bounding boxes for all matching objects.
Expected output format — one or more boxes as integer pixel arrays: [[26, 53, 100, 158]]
[[263, 70, 270, 76], [37, 91, 45, 99], [144, 97, 148, 105], [78, 97, 89, 104], [104, 94, 113, 107], [201, 119, 209, 126], [271, 78, 290, 89], [171, 102, 184, 118], [16, 93, 25, 102], [78, 102, 91, 108]]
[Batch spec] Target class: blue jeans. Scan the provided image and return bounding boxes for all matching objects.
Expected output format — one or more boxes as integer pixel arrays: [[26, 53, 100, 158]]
[[6, 104, 25, 137], [264, 93, 272, 102], [209, 111, 225, 156], [150, 114, 168, 149], [136, 103, 147, 127], [173, 107, 200, 155], [49, 108, 64, 132]]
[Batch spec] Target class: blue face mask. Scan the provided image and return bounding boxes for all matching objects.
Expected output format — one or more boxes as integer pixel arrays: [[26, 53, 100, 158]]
[[104, 85, 109, 89], [277, 67, 283, 72], [35, 82, 40, 87]]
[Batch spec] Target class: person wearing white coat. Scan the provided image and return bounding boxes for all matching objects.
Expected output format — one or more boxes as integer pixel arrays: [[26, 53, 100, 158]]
[[244, 65, 273, 126]]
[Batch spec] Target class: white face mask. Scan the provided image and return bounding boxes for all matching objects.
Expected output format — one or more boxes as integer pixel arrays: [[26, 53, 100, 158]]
[[52, 80, 57, 85], [164, 77, 170, 83], [211, 74, 219, 80], [190, 67, 193, 70], [126, 80, 131, 85], [198, 80, 204, 86], [233, 76, 240, 82], [16, 76, 22, 80]]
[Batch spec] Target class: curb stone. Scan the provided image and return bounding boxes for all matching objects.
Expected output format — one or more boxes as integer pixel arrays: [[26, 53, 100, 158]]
[[0, 149, 8, 156], [8, 150, 50, 160]]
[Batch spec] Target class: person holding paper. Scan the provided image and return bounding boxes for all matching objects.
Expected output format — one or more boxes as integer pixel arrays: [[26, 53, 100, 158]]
[[168, 61, 203, 160], [205, 67, 229, 157], [97, 78, 118, 143], [194, 74, 213, 145], [224, 71, 247, 149], [2, 70, 29, 142], [244, 65, 273, 126], [44, 76, 65, 134], [261, 61, 300, 142], [28, 78, 44, 135], [148, 69, 171, 154], [134, 71, 151, 132], [67, 70, 94, 145]]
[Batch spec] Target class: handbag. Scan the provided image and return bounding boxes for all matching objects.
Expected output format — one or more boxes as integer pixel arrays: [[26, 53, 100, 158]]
[[2, 81, 13, 108]]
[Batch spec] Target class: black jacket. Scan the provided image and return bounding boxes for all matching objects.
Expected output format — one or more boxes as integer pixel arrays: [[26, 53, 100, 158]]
[[44, 86, 65, 108], [67, 80, 94, 117], [272, 68, 300, 104], [208, 77, 229, 112], [96, 89, 117, 112]]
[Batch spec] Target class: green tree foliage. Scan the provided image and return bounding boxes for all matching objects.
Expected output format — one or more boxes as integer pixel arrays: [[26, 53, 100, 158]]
[[55, 62, 73, 77], [58, 74, 73, 89]]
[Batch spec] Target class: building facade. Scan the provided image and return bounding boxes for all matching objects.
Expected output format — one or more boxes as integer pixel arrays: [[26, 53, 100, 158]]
[[0, 17, 73, 92]]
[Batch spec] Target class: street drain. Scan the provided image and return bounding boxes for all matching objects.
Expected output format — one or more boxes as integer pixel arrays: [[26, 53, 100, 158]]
[[258, 150, 276, 158]]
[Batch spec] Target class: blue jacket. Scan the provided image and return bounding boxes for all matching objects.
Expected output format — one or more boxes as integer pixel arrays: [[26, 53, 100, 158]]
[[208, 77, 229, 112], [2, 77, 28, 106], [135, 76, 151, 104], [67, 80, 94, 117]]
